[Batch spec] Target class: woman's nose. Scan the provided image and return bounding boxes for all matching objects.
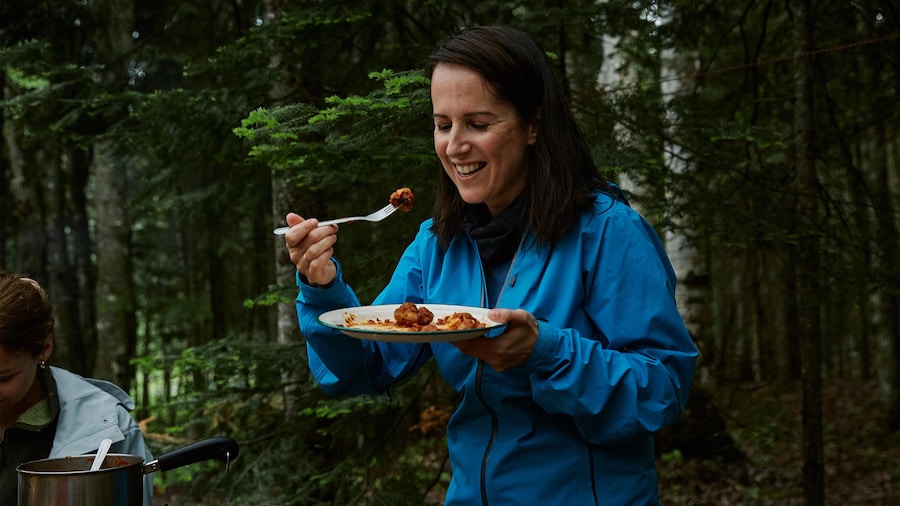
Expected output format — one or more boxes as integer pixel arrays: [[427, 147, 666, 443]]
[[445, 128, 470, 157]]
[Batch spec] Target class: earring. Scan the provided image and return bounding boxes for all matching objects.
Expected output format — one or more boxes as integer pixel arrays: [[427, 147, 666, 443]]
[[40, 361, 47, 370]]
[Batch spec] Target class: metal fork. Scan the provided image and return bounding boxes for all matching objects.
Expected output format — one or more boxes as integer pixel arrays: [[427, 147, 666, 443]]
[[273, 203, 399, 235]]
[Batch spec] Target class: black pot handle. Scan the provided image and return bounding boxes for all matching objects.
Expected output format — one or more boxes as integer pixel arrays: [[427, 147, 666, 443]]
[[143, 436, 240, 474]]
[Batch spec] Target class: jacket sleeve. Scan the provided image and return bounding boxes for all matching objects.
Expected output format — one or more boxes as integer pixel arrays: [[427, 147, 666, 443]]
[[297, 252, 433, 397], [521, 207, 698, 446]]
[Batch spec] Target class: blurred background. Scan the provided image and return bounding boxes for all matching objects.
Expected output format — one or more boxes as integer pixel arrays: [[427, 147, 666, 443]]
[[2, 1, 898, 504]]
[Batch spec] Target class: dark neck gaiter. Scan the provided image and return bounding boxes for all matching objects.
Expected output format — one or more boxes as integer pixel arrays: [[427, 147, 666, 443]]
[[461, 194, 526, 267]]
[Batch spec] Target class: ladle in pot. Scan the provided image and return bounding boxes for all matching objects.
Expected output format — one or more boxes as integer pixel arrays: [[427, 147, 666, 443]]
[[90, 438, 113, 471]]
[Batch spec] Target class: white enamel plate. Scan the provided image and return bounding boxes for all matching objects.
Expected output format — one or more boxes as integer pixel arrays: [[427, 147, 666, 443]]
[[317, 304, 507, 343]]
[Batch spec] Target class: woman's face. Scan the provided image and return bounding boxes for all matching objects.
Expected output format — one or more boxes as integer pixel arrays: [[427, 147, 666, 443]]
[[431, 63, 537, 216], [0, 277, 51, 426], [0, 346, 48, 425]]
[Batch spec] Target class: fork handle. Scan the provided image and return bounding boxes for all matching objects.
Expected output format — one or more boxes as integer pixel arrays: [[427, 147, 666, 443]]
[[272, 217, 355, 235], [317, 217, 360, 227]]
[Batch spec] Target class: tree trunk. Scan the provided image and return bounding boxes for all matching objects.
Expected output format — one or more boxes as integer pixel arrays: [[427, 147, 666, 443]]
[[89, 0, 137, 388], [857, 10, 900, 432], [867, 116, 900, 431], [2, 114, 48, 281], [793, 1, 824, 503], [263, 0, 308, 419], [70, 148, 99, 375], [93, 140, 138, 389], [659, 5, 707, 374], [46, 147, 89, 375]]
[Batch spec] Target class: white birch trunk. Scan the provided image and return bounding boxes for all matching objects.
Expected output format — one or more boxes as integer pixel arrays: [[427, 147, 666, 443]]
[[658, 8, 706, 343], [596, 31, 643, 213]]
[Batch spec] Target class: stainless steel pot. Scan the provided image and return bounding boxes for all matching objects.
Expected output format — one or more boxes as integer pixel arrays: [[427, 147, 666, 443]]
[[16, 436, 239, 506]]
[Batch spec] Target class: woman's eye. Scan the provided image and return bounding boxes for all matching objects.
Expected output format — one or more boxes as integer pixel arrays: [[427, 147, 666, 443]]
[[435, 123, 451, 132], [470, 123, 489, 130]]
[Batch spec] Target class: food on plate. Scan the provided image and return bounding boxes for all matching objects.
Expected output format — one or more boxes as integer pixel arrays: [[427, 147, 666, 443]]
[[390, 187, 414, 212], [394, 301, 434, 326], [438, 311, 484, 330], [339, 303, 487, 332]]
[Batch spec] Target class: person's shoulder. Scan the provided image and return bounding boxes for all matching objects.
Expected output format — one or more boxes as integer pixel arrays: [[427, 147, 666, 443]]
[[84, 378, 135, 409], [50, 366, 136, 410], [588, 188, 634, 219], [418, 217, 436, 232], [413, 217, 440, 244]]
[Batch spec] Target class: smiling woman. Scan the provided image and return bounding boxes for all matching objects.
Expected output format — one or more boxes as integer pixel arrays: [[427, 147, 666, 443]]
[[430, 62, 534, 216], [283, 25, 697, 506], [0, 271, 155, 506]]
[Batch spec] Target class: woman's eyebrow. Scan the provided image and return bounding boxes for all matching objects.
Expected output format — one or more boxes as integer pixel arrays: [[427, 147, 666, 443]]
[[432, 111, 497, 119]]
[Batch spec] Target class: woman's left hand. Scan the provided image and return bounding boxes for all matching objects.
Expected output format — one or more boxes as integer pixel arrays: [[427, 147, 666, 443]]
[[452, 308, 539, 372]]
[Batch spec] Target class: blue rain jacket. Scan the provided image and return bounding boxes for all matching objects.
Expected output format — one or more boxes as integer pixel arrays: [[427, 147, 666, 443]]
[[296, 191, 697, 505]]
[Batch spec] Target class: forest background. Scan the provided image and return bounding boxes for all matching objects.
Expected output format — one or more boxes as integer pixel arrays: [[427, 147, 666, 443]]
[[2, 0, 899, 504]]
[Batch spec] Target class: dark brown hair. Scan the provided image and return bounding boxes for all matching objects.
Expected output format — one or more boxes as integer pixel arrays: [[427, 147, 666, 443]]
[[426, 25, 608, 248], [0, 271, 54, 356]]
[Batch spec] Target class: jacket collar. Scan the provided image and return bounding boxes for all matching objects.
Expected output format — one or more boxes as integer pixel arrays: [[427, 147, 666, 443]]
[[48, 367, 129, 457]]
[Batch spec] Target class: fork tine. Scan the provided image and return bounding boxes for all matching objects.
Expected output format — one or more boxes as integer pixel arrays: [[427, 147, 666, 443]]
[[377, 203, 397, 217]]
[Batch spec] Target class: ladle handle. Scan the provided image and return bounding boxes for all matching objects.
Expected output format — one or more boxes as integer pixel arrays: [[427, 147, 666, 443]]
[[90, 438, 113, 471], [143, 436, 240, 474]]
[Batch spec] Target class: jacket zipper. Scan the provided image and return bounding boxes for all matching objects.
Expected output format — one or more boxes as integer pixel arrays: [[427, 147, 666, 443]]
[[475, 360, 498, 506], [589, 445, 600, 505], [472, 237, 523, 506], [471, 234, 601, 504]]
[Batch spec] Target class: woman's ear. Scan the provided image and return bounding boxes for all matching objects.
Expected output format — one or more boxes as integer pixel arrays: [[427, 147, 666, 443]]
[[38, 339, 53, 363], [527, 108, 541, 145]]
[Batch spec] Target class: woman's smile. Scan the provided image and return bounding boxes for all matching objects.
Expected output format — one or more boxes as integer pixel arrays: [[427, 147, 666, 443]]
[[454, 162, 486, 177]]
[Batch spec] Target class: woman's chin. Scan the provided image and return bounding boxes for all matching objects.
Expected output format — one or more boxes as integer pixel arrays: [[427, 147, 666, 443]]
[[456, 190, 486, 205]]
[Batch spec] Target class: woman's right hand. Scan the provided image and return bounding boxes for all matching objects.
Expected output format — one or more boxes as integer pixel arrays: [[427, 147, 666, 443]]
[[283, 213, 338, 286]]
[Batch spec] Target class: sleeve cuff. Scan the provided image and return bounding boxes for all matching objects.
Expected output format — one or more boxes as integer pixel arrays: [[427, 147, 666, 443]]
[[523, 320, 558, 370], [296, 259, 347, 306]]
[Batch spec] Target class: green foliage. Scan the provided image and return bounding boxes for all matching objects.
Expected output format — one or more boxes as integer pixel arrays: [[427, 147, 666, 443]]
[[234, 67, 433, 179], [138, 330, 453, 505], [5, 65, 50, 90], [5, 0, 899, 503]]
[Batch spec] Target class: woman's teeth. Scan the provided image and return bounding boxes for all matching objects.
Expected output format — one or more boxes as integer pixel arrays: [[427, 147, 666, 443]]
[[456, 163, 484, 175]]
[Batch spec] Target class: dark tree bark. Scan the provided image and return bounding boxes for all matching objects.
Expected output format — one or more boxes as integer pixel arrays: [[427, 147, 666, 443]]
[[47, 147, 88, 374], [792, 0, 824, 504], [91, 0, 138, 388], [93, 140, 138, 389]]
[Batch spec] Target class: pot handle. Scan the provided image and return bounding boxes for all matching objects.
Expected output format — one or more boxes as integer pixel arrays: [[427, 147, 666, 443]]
[[143, 436, 240, 474]]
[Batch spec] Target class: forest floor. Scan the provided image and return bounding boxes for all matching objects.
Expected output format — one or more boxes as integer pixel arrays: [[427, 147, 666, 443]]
[[152, 379, 898, 505], [658, 379, 900, 505]]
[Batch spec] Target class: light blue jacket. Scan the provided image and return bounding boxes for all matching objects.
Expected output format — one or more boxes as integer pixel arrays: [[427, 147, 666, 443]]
[[49, 367, 155, 506], [296, 191, 698, 505]]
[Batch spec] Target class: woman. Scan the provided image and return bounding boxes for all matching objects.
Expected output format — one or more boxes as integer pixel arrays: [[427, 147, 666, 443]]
[[0, 272, 154, 506], [282, 25, 698, 505]]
